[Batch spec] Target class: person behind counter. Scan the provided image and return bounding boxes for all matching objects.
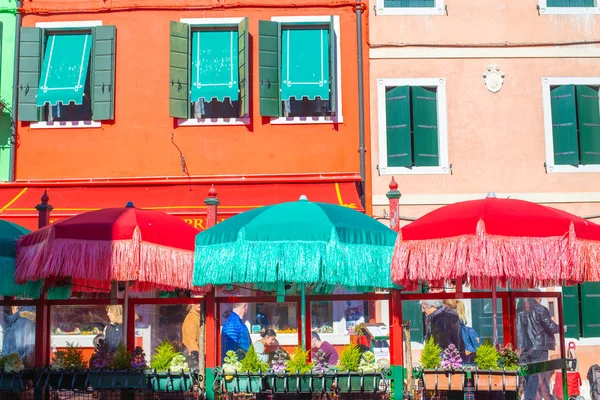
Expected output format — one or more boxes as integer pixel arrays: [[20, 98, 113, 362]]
[[311, 331, 339, 365], [253, 327, 276, 362], [104, 305, 123, 353]]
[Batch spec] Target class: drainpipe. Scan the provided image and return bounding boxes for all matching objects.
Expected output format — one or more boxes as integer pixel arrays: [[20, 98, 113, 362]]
[[355, 0, 366, 209], [9, 1, 22, 182]]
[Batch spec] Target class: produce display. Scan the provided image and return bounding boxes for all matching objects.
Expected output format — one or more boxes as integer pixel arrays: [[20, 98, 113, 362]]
[[54, 327, 102, 335], [273, 326, 297, 334], [312, 324, 333, 333]]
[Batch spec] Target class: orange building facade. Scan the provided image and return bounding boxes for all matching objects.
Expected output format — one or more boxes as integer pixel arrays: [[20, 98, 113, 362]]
[[1, 0, 370, 230]]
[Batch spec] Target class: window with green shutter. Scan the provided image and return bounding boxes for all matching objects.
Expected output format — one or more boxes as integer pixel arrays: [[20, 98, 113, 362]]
[[17, 26, 116, 123], [384, 85, 439, 168], [561, 285, 581, 339], [549, 84, 600, 166], [581, 282, 600, 338], [384, 0, 435, 7], [170, 19, 249, 120], [259, 17, 336, 118], [547, 0, 594, 7]]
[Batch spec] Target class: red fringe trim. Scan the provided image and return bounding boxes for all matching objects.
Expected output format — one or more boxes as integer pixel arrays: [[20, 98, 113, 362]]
[[391, 220, 600, 289], [16, 227, 209, 293]]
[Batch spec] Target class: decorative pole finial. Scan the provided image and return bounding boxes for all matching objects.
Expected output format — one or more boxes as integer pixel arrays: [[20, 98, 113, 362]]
[[386, 177, 401, 232], [207, 185, 217, 198]]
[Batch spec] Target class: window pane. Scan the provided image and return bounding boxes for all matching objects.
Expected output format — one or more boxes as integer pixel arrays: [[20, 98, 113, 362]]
[[1, 305, 36, 368]]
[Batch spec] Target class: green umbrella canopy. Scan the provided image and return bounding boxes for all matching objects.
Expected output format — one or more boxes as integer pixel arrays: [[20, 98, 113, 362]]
[[193, 197, 398, 289]]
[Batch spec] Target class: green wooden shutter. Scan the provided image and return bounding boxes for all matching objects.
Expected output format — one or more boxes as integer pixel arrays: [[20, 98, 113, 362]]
[[91, 26, 116, 121], [547, 0, 571, 5], [581, 283, 600, 338], [471, 297, 503, 343], [401, 290, 424, 343], [412, 86, 439, 167], [238, 18, 249, 118], [328, 16, 336, 115], [562, 285, 581, 339], [385, 86, 412, 167], [549, 0, 594, 6], [169, 21, 190, 119], [258, 20, 281, 117], [17, 27, 43, 122], [550, 85, 579, 165], [575, 85, 600, 165]]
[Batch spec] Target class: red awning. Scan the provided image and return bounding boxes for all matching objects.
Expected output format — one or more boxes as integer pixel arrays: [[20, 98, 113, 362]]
[[0, 175, 363, 231]]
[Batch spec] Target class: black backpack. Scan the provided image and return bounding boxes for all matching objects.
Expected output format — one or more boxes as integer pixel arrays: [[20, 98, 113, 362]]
[[587, 364, 600, 400]]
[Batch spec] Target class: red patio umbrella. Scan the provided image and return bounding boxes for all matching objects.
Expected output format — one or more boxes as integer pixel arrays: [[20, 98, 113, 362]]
[[391, 194, 600, 344], [14, 203, 202, 292], [392, 194, 600, 290]]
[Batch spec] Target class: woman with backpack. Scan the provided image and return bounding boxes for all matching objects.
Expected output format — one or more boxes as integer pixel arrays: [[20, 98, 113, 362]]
[[444, 300, 481, 364]]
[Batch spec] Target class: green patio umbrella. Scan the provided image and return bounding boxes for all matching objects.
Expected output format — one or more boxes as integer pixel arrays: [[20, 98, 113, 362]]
[[193, 196, 398, 348], [0, 220, 71, 299]]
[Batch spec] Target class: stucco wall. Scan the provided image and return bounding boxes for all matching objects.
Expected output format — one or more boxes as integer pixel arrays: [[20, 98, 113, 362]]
[[0, 0, 16, 181]]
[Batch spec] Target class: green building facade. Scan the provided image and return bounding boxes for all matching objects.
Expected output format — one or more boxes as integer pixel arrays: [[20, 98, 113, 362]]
[[0, 0, 16, 181]]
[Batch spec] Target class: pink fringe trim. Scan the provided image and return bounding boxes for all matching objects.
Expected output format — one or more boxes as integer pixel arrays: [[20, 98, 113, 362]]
[[16, 227, 209, 293], [391, 220, 600, 289]]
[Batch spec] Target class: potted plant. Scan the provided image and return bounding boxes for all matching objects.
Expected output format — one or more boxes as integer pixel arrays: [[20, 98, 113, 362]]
[[419, 337, 448, 391], [336, 343, 383, 392], [47, 342, 89, 390], [0, 352, 28, 391], [439, 343, 464, 390], [281, 346, 312, 393], [311, 348, 334, 392], [222, 346, 268, 393], [472, 341, 518, 391], [88, 342, 149, 390], [148, 340, 193, 392]]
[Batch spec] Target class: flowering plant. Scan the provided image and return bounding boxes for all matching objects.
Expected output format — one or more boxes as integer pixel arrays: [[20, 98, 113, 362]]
[[130, 346, 148, 370], [271, 348, 288, 374], [441, 344, 462, 370], [312, 349, 330, 374]]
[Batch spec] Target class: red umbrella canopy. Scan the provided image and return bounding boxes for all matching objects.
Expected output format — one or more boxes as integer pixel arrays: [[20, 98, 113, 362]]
[[391, 196, 600, 289], [15, 205, 202, 292]]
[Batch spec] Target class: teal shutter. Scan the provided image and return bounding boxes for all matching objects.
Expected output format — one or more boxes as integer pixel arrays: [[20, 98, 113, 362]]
[[411, 86, 439, 167], [91, 26, 116, 121], [575, 85, 600, 165], [258, 20, 281, 117], [385, 86, 412, 167], [401, 289, 424, 343], [562, 285, 581, 339], [169, 21, 190, 119], [328, 16, 336, 115], [384, 0, 435, 6], [238, 18, 249, 118], [548, 0, 594, 6], [547, 0, 570, 4], [17, 27, 43, 122], [581, 283, 600, 338], [550, 85, 579, 165]]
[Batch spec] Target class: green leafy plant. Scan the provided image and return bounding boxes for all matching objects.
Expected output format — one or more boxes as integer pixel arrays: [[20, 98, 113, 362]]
[[111, 343, 132, 370], [420, 337, 442, 369], [170, 354, 189, 373], [474, 341, 500, 370], [358, 350, 378, 373], [3, 353, 24, 373], [354, 323, 366, 337], [150, 340, 178, 372], [222, 350, 242, 377], [52, 342, 87, 371], [338, 344, 361, 372], [239, 345, 269, 373], [497, 343, 520, 370], [286, 346, 311, 374]]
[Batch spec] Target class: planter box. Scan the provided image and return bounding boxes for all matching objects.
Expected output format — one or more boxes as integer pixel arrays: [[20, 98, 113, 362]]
[[473, 370, 518, 391], [335, 373, 383, 393], [422, 370, 464, 391], [44, 370, 89, 390], [150, 372, 194, 392], [0, 372, 30, 391], [264, 374, 335, 393], [88, 370, 148, 390], [222, 375, 264, 393]]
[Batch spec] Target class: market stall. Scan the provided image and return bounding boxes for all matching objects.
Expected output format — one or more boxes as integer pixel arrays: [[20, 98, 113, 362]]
[[192, 195, 398, 399], [390, 190, 600, 400]]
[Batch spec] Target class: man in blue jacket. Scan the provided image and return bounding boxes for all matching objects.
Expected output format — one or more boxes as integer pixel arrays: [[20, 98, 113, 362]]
[[3, 306, 36, 368], [221, 303, 250, 363]]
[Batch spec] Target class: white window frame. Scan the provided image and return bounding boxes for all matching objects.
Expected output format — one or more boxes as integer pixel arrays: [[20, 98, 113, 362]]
[[269, 15, 343, 125], [375, 0, 444, 16], [177, 17, 250, 127], [376, 78, 449, 175], [542, 77, 600, 173], [538, 0, 600, 15], [31, 20, 103, 129]]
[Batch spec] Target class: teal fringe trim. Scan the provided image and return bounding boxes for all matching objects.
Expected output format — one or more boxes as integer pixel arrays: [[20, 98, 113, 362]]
[[0, 256, 43, 298], [193, 228, 396, 288]]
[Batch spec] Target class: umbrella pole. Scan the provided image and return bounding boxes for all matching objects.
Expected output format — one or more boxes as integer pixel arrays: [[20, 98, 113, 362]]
[[123, 281, 129, 347], [301, 285, 306, 350], [492, 281, 498, 346]]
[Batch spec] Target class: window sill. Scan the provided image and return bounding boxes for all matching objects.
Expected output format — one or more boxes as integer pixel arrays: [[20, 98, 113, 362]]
[[546, 164, 600, 173], [177, 117, 250, 127], [376, 7, 445, 15], [270, 116, 343, 125], [379, 165, 450, 175], [539, 6, 600, 15], [30, 121, 101, 129]]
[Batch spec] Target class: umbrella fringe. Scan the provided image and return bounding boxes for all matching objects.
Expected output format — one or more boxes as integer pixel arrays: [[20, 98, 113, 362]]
[[392, 221, 600, 289], [0, 256, 43, 298], [193, 239, 395, 288]]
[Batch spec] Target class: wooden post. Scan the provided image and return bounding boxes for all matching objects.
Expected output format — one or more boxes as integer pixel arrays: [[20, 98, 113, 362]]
[[202, 186, 219, 396], [403, 321, 414, 396], [386, 177, 401, 232], [34, 191, 52, 367]]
